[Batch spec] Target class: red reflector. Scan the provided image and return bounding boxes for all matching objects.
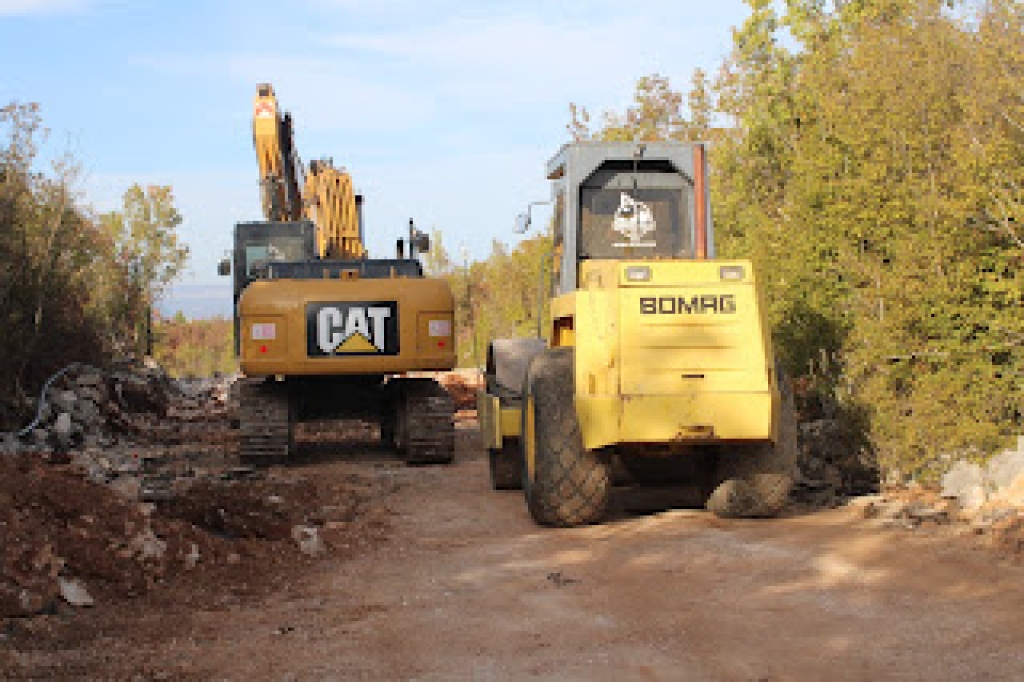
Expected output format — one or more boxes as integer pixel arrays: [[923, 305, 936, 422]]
[[260, 345, 268, 353], [438, 341, 445, 347]]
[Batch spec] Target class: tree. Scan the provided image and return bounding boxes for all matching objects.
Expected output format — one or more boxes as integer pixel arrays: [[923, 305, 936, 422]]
[[1, 103, 114, 423], [101, 184, 189, 354], [421, 227, 453, 277]]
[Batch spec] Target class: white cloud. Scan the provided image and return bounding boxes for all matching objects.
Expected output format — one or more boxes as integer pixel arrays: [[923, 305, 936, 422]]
[[134, 3, 726, 138], [0, 0, 92, 15], [321, 11, 712, 111]]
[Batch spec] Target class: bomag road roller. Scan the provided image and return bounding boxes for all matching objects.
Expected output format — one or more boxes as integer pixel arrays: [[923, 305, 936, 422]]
[[220, 83, 457, 465], [478, 141, 798, 525]]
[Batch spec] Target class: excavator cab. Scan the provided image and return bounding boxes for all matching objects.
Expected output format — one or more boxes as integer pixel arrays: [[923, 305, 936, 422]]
[[224, 220, 315, 354]]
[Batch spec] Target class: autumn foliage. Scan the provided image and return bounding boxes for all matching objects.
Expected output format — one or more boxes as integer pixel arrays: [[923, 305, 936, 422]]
[[152, 314, 237, 379]]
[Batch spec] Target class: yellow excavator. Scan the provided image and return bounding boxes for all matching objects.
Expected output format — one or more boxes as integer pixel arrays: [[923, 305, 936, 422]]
[[220, 83, 457, 464]]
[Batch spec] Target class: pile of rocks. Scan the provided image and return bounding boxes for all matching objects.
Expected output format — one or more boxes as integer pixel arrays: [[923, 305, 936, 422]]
[[939, 437, 1024, 514], [1, 360, 233, 454], [792, 417, 879, 506], [0, 360, 238, 502], [846, 438, 1024, 558]]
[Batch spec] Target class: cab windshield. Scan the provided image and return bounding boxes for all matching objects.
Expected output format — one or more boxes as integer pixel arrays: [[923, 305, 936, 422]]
[[578, 167, 692, 260]]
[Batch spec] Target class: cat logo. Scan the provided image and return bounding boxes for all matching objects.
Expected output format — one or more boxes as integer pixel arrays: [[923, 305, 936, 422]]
[[307, 302, 399, 356]]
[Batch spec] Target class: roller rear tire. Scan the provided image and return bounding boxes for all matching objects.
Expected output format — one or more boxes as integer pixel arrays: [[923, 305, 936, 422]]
[[522, 348, 610, 527], [708, 364, 798, 518]]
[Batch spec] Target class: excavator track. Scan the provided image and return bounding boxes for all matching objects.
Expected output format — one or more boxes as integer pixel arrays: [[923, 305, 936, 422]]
[[234, 378, 292, 465], [391, 378, 455, 465]]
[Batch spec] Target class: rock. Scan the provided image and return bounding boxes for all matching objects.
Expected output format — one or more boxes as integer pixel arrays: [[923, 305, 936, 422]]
[[226, 552, 241, 565], [108, 475, 142, 501], [58, 577, 94, 607], [292, 525, 325, 556], [851, 496, 887, 519], [72, 398, 102, 426], [985, 446, 1024, 493], [33, 544, 66, 579], [906, 502, 951, 524], [53, 412, 74, 448], [184, 543, 201, 569], [941, 460, 988, 510], [847, 494, 885, 510], [77, 386, 105, 404], [130, 528, 167, 561], [959, 485, 988, 512], [75, 372, 105, 389], [51, 390, 78, 413], [970, 504, 1018, 532], [992, 474, 1024, 507], [0, 433, 19, 455]]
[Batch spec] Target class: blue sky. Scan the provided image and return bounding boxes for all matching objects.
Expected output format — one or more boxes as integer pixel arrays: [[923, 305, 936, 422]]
[[1, 0, 751, 285]]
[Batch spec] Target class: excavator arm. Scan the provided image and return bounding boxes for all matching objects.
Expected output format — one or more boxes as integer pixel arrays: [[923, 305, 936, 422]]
[[252, 83, 364, 258]]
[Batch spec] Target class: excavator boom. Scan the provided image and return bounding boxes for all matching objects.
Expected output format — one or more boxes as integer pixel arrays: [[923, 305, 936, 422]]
[[252, 83, 363, 258]]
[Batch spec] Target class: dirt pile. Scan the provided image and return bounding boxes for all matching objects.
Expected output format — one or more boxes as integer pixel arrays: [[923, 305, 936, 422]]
[[436, 369, 482, 411], [0, 454, 390, 619]]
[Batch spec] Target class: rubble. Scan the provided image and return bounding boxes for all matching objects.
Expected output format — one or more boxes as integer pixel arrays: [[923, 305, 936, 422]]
[[0, 360, 470, 625], [940, 437, 1024, 511], [849, 480, 1024, 559], [5, 360, 233, 454]]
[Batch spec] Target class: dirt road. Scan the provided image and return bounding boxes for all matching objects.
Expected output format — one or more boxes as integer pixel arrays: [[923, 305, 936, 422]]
[[7, 433, 1024, 680]]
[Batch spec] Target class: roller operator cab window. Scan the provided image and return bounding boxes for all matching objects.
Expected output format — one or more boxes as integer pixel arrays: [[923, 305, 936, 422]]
[[578, 170, 692, 260]]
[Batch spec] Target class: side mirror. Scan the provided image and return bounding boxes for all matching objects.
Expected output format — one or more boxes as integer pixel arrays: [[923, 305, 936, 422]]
[[515, 213, 530, 235], [411, 229, 430, 254], [217, 258, 231, 276]]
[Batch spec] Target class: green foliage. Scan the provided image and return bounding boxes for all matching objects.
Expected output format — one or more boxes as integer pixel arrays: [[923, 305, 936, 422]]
[[568, 0, 1023, 479], [152, 315, 237, 378], [99, 184, 189, 350], [447, 235, 552, 368]]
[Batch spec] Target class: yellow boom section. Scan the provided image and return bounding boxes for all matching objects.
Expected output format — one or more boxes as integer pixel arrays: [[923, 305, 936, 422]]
[[304, 160, 365, 259], [252, 83, 364, 258]]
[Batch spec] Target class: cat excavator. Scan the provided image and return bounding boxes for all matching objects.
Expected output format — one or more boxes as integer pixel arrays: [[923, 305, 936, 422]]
[[220, 83, 457, 464]]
